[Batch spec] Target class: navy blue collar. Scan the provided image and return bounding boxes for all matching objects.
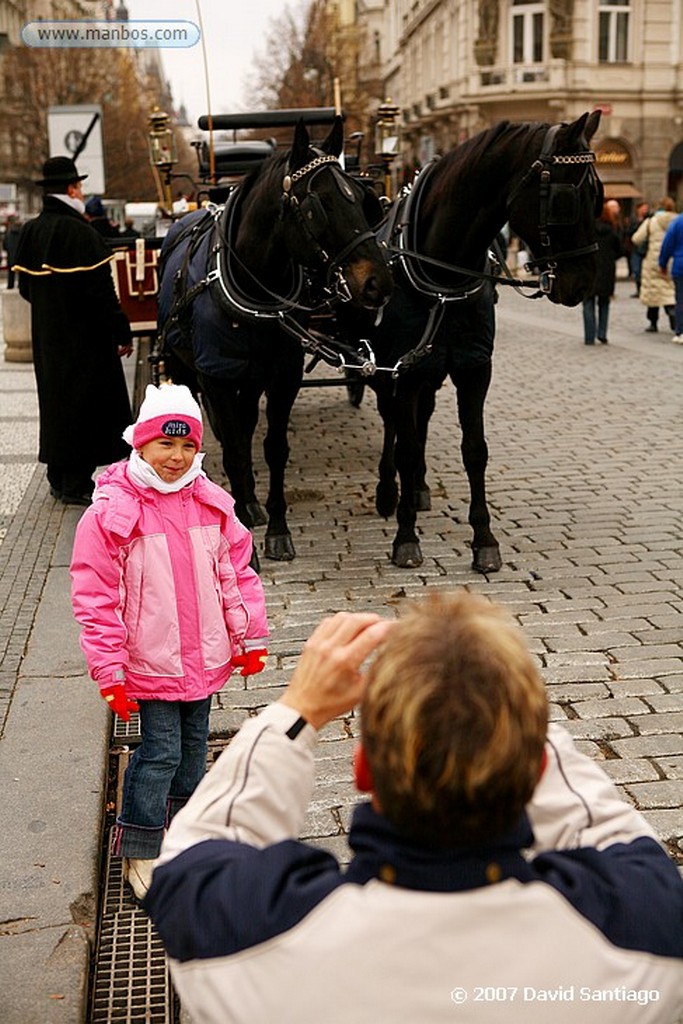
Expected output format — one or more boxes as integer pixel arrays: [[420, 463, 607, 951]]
[[345, 802, 535, 891]]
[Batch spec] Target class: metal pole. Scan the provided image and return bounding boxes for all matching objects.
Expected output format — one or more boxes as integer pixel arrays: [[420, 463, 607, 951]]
[[194, 0, 215, 183]]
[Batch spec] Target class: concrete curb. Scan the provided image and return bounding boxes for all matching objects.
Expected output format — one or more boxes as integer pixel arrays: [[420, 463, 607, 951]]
[[0, 477, 109, 1024]]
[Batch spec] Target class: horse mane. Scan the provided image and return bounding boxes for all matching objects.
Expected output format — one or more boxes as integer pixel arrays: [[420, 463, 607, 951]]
[[237, 149, 289, 206], [421, 120, 546, 217]]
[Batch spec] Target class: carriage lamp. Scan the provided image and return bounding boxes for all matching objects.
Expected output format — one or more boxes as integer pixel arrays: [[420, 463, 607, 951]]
[[147, 107, 178, 212], [375, 99, 400, 199]]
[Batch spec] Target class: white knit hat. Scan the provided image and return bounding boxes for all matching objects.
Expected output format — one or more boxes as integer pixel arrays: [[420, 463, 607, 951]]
[[123, 384, 203, 450]]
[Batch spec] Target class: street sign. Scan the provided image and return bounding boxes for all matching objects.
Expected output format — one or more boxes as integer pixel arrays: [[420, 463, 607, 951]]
[[47, 104, 105, 194]]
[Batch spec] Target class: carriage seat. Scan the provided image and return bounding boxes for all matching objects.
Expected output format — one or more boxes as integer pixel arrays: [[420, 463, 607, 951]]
[[197, 140, 277, 182]]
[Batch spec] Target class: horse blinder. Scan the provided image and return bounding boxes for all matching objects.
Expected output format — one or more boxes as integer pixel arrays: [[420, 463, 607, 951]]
[[546, 183, 580, 226], [297, 167, 359, 242], [299, 192, 328, 240]]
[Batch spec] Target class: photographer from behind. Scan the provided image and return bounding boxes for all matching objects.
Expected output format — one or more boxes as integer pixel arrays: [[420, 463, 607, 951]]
[[145, 590, 683, 1024]]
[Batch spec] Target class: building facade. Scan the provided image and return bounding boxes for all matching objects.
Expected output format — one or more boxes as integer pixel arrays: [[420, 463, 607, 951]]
[[363, 0, 683, 208]]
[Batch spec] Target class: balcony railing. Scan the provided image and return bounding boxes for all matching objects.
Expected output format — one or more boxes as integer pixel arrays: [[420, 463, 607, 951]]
[[478, 64, 550, 89]]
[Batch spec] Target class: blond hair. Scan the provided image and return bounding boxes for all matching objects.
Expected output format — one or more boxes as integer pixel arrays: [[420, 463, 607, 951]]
[[361, 590, 548, 847]]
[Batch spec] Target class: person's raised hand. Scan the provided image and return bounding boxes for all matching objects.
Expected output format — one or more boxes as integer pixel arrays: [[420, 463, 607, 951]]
[[280, 612, 395, 730]]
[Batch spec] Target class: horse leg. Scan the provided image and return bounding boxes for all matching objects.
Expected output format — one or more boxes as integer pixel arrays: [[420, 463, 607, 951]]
[[198, 373, 266, 528], [451, 361, 501, 573], [235, 383, 268, 527], [390, 380, 433, 569], [414, 384, 437, 511], [262, 372, 300, 562], [373, 380, 399, 518]]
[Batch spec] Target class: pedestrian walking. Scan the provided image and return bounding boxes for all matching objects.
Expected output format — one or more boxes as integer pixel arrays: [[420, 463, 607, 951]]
[[582, 201, 623, 345], [145, 591, 683, 1024], [13, 156, 133, 504], [70, 383, 269, 901], [630, 196, 677, 334], [85, 195, 122, 238], [657, 207, 683, 343], [627, 200, 650, 296]]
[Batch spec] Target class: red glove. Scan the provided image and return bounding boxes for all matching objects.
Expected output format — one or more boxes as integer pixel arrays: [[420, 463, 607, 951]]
[[231, 648, 268, 677], [101, 683, 140, 722]]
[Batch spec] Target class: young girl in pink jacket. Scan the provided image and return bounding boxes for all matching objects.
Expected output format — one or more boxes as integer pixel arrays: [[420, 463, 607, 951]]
[[70, 384, 269, 900]]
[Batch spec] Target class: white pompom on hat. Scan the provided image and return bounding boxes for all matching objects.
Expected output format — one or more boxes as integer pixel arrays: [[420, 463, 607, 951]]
[[123, 384, 203, 450]]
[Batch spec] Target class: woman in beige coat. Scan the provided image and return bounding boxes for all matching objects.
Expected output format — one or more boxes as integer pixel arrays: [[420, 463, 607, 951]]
[[631, 197, 677, 333]]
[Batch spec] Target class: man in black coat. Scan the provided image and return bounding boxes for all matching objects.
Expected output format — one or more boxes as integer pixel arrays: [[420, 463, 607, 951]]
[[13, 156, 133, 504]]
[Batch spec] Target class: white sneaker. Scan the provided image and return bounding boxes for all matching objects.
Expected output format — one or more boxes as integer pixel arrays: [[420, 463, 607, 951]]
[[672, 335, 683, 344], [122, 857, 156, 900]]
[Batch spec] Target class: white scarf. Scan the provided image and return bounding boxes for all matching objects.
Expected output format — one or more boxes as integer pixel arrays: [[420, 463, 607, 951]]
[[50, 193, 86, 216], [127, 449, 206, 494]]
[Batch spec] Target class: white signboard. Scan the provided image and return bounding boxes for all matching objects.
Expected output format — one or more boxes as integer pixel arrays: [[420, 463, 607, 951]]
[[47, 104, 105, 195]]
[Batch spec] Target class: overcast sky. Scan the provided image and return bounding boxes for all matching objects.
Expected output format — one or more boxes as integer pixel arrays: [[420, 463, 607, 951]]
[[128, 0, 294, 124]]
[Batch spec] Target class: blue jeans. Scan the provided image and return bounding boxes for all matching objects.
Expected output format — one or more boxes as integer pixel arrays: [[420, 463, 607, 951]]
[[114, 697, 211, 858], [582, 295, 609, 342], [673, 276, 683, 335]]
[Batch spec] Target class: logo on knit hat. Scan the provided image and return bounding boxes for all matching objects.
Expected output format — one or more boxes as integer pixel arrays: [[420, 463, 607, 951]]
[[161, 419, 192, 438]]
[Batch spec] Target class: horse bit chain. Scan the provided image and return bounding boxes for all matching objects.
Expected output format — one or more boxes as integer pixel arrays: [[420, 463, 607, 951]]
[[551, 152, 596, 165], [282, 154, 339, 193]]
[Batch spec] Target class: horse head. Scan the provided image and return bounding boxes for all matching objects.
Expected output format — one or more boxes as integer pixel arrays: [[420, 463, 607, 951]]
[[506, 111, 603, 306], [236, 117, 392, 312]]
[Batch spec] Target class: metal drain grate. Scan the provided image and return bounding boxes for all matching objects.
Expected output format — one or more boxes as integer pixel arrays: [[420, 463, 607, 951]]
[[92, 910, 172, 1022], [90, 730, 232, 1022], [91, 833, 176, 1023], [113, 712, 142, 745]]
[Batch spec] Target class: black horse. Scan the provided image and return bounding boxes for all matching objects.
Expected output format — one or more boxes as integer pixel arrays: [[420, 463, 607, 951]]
[[157, 117, 393, 561], [337, 112, 603, 571]]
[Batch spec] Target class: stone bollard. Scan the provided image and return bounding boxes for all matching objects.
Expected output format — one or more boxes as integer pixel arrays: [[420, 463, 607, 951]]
[[2, 289, 33, 363]]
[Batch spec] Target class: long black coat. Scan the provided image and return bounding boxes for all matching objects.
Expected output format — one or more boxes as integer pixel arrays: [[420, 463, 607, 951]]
[[15, 197, 132, 467], [592, 218, 623, 298]]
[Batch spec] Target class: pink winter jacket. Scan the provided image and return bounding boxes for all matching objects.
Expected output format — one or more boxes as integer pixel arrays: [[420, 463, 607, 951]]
[[70, 461, 269, 701]]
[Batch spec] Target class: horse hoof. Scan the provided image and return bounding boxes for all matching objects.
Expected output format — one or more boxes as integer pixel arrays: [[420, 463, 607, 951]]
[[346, 381, 365, 408], [245, 501, 268, 527], [472, 546, 502, 574], [415, 488, 431, 512], [376, 482, 399, 519], [392, 542, 423, 568], [265, 534, 296, 561]]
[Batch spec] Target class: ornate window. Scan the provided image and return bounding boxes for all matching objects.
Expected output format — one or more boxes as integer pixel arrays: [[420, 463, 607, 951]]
[[599, 0, 630, 63], [512, 1, 544, 65]]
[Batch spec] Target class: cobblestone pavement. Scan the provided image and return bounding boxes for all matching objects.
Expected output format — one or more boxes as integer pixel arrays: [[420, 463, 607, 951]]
[[202, 276, 683, 867], [2, 273, 682, 872]]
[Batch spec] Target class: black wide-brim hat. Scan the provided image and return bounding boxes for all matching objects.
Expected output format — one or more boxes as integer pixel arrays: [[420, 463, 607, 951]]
[[35, 156, 88, 187]]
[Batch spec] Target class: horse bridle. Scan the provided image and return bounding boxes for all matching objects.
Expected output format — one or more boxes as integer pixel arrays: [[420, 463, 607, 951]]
[[280, 152, 378, 301], [506, 124, 601, 293]]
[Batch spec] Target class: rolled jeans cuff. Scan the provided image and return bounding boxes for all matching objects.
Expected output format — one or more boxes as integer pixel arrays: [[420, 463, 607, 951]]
[[112, 820, 165, 859]]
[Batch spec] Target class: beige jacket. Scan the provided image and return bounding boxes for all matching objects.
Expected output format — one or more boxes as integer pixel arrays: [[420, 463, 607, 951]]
[[632, 210, 677, 308]]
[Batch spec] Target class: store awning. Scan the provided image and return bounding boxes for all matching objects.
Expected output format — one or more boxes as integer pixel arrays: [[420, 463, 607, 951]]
[[601, 182, 642, 199]]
